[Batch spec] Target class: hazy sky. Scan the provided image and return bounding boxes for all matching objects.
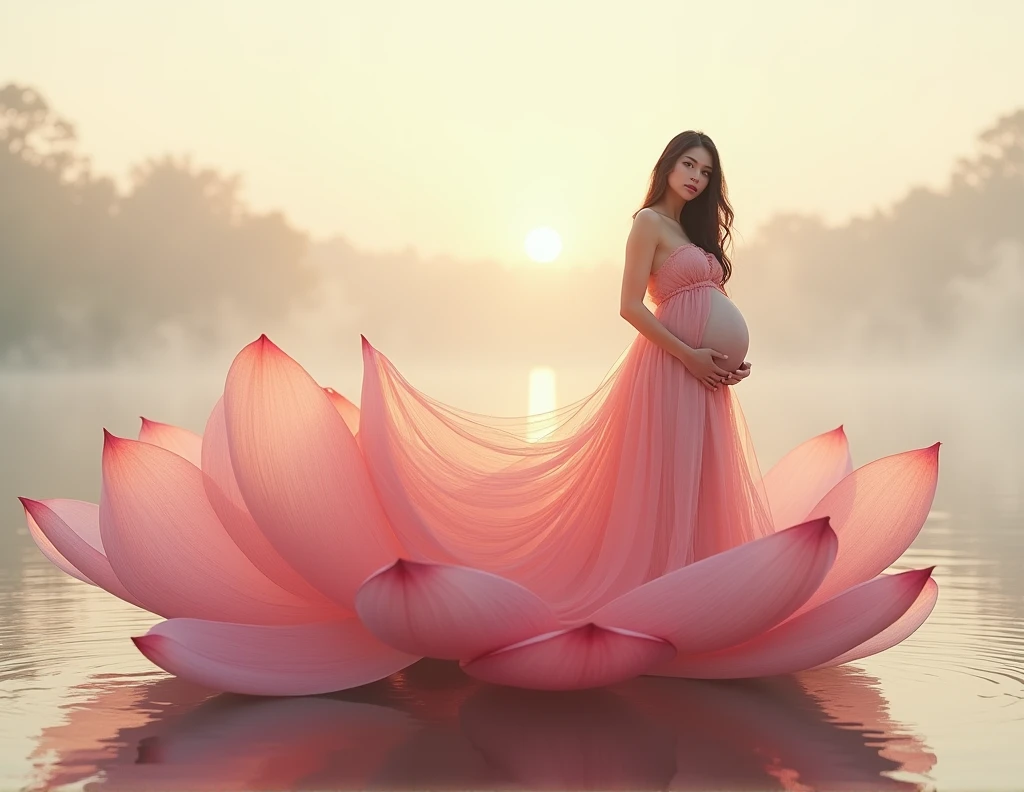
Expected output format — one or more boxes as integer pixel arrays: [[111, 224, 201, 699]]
[[1, 0, 1020, 266]]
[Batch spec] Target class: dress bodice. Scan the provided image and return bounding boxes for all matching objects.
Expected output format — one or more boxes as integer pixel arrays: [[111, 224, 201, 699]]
[[647, 243, 728, 306]]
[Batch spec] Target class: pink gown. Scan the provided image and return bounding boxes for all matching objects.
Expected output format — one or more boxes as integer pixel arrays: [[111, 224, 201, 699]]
[[358, 243, 776, 624]]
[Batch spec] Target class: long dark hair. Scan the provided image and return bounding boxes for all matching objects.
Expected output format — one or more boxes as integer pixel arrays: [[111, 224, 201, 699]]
[[631, 130, 735, 285]]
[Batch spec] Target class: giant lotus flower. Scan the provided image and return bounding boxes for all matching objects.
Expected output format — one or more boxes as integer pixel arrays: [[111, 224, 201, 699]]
[[19, 335, 940, 696]]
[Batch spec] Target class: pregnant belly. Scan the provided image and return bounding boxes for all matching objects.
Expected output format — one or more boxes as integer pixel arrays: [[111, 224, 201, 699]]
[[700, 289, 749, 373]]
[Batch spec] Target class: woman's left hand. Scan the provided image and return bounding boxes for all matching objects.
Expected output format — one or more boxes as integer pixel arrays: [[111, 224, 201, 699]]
[[722, 361, 751, 386]]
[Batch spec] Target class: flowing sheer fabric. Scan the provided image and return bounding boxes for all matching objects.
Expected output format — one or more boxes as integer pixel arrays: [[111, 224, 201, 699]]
[[359, 245, 775, 623]]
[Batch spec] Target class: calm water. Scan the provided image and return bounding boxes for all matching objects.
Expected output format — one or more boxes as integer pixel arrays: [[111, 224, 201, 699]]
[[1, 357, 1022, 791]]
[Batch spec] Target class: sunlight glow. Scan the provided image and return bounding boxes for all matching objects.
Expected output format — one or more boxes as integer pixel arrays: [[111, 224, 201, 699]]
[[524, 227, 562, 263]]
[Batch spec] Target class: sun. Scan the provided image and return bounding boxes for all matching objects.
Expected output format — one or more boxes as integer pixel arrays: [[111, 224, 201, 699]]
[[524, 227, 562, 263]]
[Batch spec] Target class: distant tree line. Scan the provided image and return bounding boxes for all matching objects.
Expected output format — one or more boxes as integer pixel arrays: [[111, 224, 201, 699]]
[[2, 81, 1022, 368], [0, 83, 316, 366], [730, 109, 1024, 362]]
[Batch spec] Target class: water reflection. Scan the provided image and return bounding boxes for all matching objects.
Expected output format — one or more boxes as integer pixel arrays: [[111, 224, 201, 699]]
[[27, 662, 933, 791]]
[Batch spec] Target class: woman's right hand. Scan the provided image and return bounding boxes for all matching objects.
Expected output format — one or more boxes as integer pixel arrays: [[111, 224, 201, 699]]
[[681, 347, 730, 391]]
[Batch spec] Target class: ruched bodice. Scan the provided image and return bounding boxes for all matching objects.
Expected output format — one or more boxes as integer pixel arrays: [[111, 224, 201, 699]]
[[648, 243, 728, 306]]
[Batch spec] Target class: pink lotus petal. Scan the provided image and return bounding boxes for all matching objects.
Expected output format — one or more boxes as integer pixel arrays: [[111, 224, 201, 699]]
[[223, 335, 402, 609], [100, 431, 321, 623], [324, 387, 360, 436], [202, 397, 340, 610], [810, 577, 939, 669], [355, 559, 561, 660], [20, 498, 143, 606], [20, 498, 99, 586], [132, 617, 419, 696], [795, 444, 940, 614], [462, 624, 675, 690], [590, 517, 837, 655], [653, 567, 934, 679], [763, 425, 852, 530], [138, 418, 203, 467]]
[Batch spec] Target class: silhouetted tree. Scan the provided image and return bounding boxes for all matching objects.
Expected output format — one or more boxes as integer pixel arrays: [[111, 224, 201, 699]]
[[728, 109, 1024, 361], [0, 83, 316, 367]]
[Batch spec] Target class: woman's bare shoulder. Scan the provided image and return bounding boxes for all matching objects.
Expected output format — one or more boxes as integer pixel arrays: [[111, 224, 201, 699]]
[[633, 207, 662, 226]]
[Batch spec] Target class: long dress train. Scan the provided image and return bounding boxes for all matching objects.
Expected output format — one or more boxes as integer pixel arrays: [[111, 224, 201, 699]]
[[358, 244, 776, 623]]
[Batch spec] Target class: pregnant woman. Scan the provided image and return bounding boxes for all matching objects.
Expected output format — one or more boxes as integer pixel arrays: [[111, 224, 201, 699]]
[[358, 129, 776, 621]]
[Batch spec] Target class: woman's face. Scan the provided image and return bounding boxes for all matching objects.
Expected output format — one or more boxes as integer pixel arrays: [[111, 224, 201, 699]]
[[670, 146, 714, 201]]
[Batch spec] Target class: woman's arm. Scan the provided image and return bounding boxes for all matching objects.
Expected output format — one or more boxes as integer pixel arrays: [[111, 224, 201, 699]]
[[618, 209, 695, 363]]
